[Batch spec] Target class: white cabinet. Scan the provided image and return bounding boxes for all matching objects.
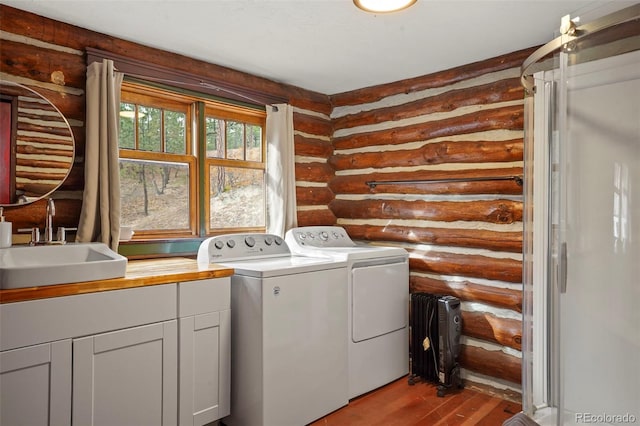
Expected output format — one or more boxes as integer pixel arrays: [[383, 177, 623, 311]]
[[0, 340, 72, 426], [178, 278, 231, 426], [72, 321, 178, 426], [0, 277, 231, 426]]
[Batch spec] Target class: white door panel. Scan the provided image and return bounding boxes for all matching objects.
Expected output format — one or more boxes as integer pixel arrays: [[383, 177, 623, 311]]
[[352, 261, 409, 343]]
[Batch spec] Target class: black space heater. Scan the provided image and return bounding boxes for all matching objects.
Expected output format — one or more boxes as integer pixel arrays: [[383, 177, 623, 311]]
[[409, 293, 463, 397]]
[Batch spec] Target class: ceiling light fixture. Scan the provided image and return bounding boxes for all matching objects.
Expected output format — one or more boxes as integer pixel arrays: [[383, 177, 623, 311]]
[[353, 0, 417, 13]]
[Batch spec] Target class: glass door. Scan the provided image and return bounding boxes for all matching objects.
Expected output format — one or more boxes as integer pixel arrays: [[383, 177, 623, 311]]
[[522, 4, 640, 425], [551, 7, 640, 425], [555, 50, 639, 426]]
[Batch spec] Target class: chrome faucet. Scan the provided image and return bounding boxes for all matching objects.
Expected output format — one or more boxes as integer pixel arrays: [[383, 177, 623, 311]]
[[45, 198, 55, 244], [17, 198, 75, 245]]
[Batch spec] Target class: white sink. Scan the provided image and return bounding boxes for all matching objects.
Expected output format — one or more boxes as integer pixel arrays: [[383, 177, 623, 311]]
[[0, 243, 128, 289]]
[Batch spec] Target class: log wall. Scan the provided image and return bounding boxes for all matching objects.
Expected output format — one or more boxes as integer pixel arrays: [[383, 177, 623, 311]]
[[328, 48, 537, 395], [292, 110, 336, 225], [0, 4, 333, 231]]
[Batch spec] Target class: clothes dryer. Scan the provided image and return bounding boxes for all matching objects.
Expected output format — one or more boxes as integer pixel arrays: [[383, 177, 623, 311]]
[[285, 226, 409, 399], [198, 233, 348, 426]]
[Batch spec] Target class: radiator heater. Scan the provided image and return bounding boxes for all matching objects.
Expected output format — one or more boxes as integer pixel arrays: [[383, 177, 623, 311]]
[[409, 293, 463, 397]]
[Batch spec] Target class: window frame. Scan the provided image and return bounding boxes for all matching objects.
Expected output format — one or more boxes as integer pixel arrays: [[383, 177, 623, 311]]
[[203, 101, 267, 235], [119, 82, 199, 240], [118, 80, 267, 250]]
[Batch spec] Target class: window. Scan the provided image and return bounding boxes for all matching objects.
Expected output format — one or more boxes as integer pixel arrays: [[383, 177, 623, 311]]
[[204, 103, 266, 234], [118, 82, 266, 242]]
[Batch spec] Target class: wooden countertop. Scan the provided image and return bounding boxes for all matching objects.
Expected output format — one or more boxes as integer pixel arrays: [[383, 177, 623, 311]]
[[0, 258, 234, 304]]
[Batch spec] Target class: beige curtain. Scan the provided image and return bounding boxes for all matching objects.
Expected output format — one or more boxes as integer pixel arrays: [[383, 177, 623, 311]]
[[266, 104, 297, 236], [76, 59, 123, 250]]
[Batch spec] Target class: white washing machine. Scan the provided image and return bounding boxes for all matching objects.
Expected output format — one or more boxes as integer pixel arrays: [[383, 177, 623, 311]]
[[285, 226, 409, 399], [197, 233, 348, 426]]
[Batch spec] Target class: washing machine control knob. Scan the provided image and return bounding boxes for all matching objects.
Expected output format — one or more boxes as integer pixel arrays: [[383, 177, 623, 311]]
[[214, 240, 224, 250], [264, 236, 274, 245], [226, 239, 236, 248], [332, 231, 340, 239], [245, 236, 256, 247], [274, 236, 283, 245], [320, 231, 329, 241]]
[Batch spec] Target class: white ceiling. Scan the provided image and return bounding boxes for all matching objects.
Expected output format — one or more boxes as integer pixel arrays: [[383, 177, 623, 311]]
[[2, 0, 614, 94]]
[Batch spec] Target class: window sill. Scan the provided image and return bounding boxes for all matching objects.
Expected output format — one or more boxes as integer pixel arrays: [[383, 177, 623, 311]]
[[118, 238, 204, 260]]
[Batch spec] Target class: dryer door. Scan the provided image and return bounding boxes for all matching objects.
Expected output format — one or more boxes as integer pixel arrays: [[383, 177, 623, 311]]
[[351, 260, 409, 343]]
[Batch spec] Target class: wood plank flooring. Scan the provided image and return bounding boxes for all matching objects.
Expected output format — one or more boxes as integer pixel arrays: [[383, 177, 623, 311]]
[[310, 376, 521, 426]]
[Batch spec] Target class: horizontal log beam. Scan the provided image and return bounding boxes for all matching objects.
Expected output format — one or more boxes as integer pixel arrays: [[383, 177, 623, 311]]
[[17, 135, 74, 147], [330, 199, 522, 224], [410, 275, 522, 312], [17, 125, 72, 139], [459, 344, 522, 384], [296, 186, 334, 206], [293, 112, 332, 136], [333, 78, 524, 131], [330, 47, 536, 107], [297, 208, 336, 227], [329, 167, 524, 196], [294, 134, 333, 158], [461, 310, 522, 351], [409, 250, 522, 283], [289, 97, 332, 117], [16, 160, 72, 170], [0, 38, 86, 89], [295, 162, 334, 183], [333, 105, 523, 150], [16, 171, 68, 181], [330, 139, 523, 170], [17, 147, 74, 158], [344, 224, 522, 253]]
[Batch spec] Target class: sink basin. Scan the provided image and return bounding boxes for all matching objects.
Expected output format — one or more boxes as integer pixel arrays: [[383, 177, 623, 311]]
[[0, 243, 128, 289]]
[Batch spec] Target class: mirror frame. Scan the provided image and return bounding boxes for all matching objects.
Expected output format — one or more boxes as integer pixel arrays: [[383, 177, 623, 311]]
[[0, 80, 75, 206]]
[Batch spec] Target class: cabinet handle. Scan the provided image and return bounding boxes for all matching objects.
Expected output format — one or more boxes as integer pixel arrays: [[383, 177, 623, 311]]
[[558, 242, 568, 294]]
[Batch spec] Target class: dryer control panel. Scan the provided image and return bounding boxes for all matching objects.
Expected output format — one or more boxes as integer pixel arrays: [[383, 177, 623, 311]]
[[197, 233, 287, 265], [286, 226, 356, 248]]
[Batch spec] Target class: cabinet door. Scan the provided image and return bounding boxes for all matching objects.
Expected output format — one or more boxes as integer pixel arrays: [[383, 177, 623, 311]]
[[179, 309, 230, 426], [73, 321, 178, 426], [0, 340, 72, 426]]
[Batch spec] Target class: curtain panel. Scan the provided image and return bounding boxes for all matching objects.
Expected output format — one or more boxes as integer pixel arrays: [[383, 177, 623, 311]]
[[266, 104, 297, 237], [76, 59, 123, 250]]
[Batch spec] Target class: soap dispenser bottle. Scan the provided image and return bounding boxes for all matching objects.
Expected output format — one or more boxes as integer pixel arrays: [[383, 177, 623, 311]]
[[0, 207, 11, 248]]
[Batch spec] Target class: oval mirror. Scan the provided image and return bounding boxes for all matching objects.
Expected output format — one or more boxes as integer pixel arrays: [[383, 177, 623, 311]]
[[0, 80, 75, 206]]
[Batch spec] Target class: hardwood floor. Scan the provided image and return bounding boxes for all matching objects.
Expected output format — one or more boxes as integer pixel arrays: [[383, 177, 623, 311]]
[[310, 376, 521, 426]]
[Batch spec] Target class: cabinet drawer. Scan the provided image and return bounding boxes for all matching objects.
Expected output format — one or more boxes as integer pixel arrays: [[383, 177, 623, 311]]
[[178, 278, 230, 317], [0, 284, 177, 351]]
